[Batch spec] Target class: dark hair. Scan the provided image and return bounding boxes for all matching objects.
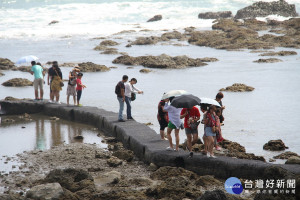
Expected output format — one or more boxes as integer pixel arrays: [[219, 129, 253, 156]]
[[208, 105, 216, 112], [122, 75, 128, 81], [216, 108, 222, 114], [216, 92, 224, 99], [31, 61, 36, 66], [130, 78, 137, 83], [37, 62, 42, 66], [169, 97, 174, 103], [200, 105, 208, 111], [77, 72, 83, 76], [52, 61, 58, 65], [53, 64, 59, 68]]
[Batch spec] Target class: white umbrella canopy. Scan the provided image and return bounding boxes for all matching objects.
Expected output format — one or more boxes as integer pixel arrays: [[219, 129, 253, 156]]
[[16, 55, 39, 65], [200, 97, 221, 107], [161, 90, 189, 100]]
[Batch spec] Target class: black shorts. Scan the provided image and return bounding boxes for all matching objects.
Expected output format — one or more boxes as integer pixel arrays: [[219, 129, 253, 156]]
[[158, 119, 168, 131]]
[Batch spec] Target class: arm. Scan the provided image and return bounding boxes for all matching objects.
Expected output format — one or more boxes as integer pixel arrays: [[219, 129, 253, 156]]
[[180, 109, 188, 119], [132, 85, 143, 94]]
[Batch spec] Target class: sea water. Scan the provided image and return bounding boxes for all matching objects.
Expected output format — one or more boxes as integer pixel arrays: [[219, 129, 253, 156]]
[[0, 0, 300, 162]]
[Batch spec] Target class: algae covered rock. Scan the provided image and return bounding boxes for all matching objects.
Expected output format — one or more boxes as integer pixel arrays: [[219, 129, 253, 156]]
[[78, 62, 110, 72], [263, 139, 288, 151], [2, 78, 33, 87], [198, 11, 232, 19], [0, 58, 15, 70], [235, 0, 298, 19], [219, 83, 254, 92]]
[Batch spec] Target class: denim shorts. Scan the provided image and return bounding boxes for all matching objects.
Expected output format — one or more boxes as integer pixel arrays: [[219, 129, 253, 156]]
[[205, 127, 216, 137]]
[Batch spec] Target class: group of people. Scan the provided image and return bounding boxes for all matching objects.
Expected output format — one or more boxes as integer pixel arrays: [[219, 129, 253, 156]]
[[30, 61, 86, 106], [115, 75, 143, 122], [157, 92, 225, 158]]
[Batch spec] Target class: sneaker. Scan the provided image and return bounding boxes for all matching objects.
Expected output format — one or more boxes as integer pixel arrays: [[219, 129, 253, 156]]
[[206, 152, 211, 158], [127, 117, 134, 120], [56, 101, 61, 104], [166, 147, 175, 151], [210, 155, 217, 158], [216, 146, 221, 151], [48, 100, 54, 103], [118, 119, 126, 122], [78, 104, 83, 107]]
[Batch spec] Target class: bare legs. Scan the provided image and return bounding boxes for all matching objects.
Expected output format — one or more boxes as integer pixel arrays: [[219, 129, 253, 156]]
[[160, 130, 166, 140], [207, 136, 216, 157], [167, 127, 179, 151]]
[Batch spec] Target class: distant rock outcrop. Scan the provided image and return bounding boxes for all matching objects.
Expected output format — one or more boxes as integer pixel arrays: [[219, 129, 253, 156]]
[[112, 54, 211, 69], [78, 62, 110, 72], [263, 139, 288, 151], [219, 83, 255, 92], [198, 11, 232, 19], [0, 58, 15, 70], [254, 58, 283, 63], [2, 78, 33, 87], [235, 0, 298, 19], [147, 15, 162, 22], [259, 51, 297, 56], [48, 20, 59, 25]]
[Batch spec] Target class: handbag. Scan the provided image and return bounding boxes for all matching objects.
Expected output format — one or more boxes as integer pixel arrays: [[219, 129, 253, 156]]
[[54, 69, 64, 87], [131, 92, 136, 101]]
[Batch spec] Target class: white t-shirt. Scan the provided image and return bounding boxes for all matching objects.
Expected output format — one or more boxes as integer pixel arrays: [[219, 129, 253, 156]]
[[124, 83, 141, 98], [163, 102, 182, 129]]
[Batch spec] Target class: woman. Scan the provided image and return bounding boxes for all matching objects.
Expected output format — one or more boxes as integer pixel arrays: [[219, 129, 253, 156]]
[[157, 99, 169, 140], [66, 67, 79, 106], [51, 64, 63, 104], [203, 105, 218, 158]]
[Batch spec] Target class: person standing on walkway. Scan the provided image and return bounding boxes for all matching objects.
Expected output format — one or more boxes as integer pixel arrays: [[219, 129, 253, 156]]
[[124, 78, 143, 120], [157, 99, 169, 140], [47, 61, 57, 103], [215, 92, 225, 124], [50, 63, 63, 104], [163, 97, 182, 151], [67, 67, 80, 106], [76, 72, 86, 106], [30, 61, 44, 100], [180, 106, 200, 157], [115, 75, 128, 122]]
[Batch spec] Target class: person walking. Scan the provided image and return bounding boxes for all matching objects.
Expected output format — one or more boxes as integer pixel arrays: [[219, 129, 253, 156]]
[[157, 99, 169, 140], [67, 67, 80, 106], [180, 106, 200, 157], [50, 63, 63, 104], [115, 75, 128, 122], [30, 61, 44, 100], [76, 72, 86, 106], [163, 97, 182, 151], [124, 78, 143, 120]]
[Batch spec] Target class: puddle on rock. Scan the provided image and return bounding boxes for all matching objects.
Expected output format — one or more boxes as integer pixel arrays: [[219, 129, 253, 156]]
[[0, 113, 107, 172]]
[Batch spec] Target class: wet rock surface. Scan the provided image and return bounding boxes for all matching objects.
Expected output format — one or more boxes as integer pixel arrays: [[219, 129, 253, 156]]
[[219, 83, 255, 92], [263, 139, 288, 151], [26, 182, 64, 200], [139, 68, 152, 73], [273, 151, 299, 159], [2, 78, 33, 87], [112, 54, 213, 69], [99, 40, 119, 46], [285, 156, 300, 165], [259, 51, 297, 56], [147, 14, 162, 22], [198, 11, 232, 19], [254, 58, 283, 63], [0, 58, 15, 70], [77, 62, 110, 72], [0, 70, 4, 76], [235, 0, 298, 19]]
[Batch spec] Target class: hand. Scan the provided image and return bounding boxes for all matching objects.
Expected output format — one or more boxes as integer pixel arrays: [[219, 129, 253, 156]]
[[222, 106, 225, 110], [122, 97, 125, 102], [138, 91, 143, 94], [164, 98, 169, 102]]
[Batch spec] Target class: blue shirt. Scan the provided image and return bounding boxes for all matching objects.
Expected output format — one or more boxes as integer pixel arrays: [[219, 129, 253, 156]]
[[31, 65, 44, 79]]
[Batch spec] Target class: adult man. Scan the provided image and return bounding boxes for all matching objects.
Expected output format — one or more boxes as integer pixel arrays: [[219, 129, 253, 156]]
[[47, 61, 57, 103], [115, 75, 128, 122], [180, 106, 200, 157], [124, 78, 143, 120], [30, 61, 44, 100]]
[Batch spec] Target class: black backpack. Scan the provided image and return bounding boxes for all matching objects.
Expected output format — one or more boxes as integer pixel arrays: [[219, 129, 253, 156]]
[[115, 81, 121, 96]]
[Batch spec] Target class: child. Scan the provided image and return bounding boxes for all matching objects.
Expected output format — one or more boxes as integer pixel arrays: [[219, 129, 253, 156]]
[[67, 67, 80, 106], [76, 73, 86, 106]]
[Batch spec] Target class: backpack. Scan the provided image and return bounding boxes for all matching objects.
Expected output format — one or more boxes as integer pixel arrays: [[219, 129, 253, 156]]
[[131, 93, 136, 101], [115, 81, 121, 96]]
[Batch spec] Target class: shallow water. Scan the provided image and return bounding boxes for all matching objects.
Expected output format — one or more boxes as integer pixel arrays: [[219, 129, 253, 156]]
[[0, 114, 107, 172]]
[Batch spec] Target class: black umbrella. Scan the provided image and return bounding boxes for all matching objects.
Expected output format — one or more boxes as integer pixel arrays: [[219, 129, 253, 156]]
[[171, 94, 201, 108]]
